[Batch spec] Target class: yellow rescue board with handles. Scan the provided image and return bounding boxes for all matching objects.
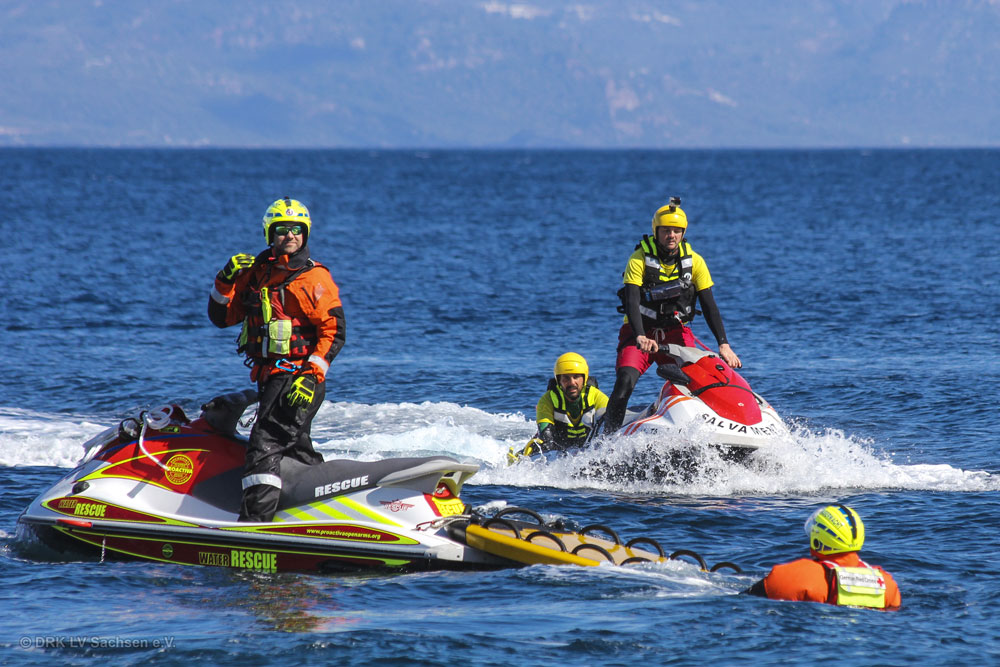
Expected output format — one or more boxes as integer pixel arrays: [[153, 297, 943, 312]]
[[462, 523, 668, 567]]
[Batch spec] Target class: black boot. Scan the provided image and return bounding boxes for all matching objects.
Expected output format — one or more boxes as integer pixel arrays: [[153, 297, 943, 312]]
[[238, 483, 281, 522], [604, 367, 640, 434]]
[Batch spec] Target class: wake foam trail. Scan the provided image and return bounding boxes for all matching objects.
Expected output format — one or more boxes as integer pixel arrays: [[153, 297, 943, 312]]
[[311, 402, 999, 494], [5, 401, 995, 496], [0, 408, 107, 468], [310, 400, 530, 462], [471, 419, 1000, 495]]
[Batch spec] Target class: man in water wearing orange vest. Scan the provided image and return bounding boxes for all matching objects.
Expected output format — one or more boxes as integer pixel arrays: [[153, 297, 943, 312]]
[[746, 504, 901, 609], [208, 197, 345, 522]]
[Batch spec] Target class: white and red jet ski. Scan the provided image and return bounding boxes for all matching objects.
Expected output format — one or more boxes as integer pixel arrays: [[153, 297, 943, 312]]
[[613, 344, 786, 457], [508, 345, 786, 481], [17, 390, 509, 573]]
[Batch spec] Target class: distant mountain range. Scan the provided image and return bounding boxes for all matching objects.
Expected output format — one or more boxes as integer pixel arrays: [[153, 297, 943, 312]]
[[2, 0, 998, 147]]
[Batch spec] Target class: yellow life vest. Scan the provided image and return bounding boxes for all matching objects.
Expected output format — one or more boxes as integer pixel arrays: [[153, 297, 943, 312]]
[[821, 559, 887, 608], [617, 236, 697, 328], [547, 385, 602, 442]]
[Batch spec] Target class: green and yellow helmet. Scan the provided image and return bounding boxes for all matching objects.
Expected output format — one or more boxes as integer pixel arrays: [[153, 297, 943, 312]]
[[805, 505, 866, 554], [262, 197, 312, 244], [652, 196, 687, 233], [554, 352, 588, 385]]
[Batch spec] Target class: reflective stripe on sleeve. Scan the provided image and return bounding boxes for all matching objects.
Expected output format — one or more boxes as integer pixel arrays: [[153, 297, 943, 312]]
[[308, 354, 330, 374], [242, 474, 282, 490], [211, 286, 231, 305]]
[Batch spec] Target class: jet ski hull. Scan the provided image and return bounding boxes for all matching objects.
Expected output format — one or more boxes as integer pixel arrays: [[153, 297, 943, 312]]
[[16, 394, 509, 573], [19, 515, 492, 573], [615, 344, 787, 453]]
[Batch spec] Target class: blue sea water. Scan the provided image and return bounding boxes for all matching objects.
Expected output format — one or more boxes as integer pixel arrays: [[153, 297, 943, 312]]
[[1, 148, 999, 665]]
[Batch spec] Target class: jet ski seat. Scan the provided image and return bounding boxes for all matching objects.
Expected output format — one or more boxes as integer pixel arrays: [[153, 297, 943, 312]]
[[278, 456, 477, 511], [193, 390, 479, 518]]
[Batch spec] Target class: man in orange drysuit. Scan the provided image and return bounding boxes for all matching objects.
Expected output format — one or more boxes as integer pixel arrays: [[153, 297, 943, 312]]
[[746, 504, 901, 609], [208, 197, 346, 522]]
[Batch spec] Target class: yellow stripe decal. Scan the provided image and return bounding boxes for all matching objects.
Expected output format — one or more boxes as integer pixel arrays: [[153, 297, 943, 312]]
[[336, 496, 401, 527], [282, 506, 316, 522], [310, 501, 353, 520]]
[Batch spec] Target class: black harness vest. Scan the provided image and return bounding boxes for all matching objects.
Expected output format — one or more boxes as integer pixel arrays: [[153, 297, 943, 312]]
[[617, 236, 697, 330]]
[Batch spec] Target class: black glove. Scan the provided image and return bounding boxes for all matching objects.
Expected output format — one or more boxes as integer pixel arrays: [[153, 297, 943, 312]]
[[285, 375, 317, 408], [219, 253, 255, 283]]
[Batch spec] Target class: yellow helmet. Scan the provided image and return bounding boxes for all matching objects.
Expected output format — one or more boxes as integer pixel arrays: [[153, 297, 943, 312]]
[[262, 197, 312, 244], [805, 505, 866, 554], [652, 196, 687, 233], [553, 352, 588, 384]]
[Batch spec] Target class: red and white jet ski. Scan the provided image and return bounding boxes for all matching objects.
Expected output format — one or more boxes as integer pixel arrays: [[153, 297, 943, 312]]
[[16, 390, 509, 573], [508, 345, 786, 481], [614, 344, 786, 458]]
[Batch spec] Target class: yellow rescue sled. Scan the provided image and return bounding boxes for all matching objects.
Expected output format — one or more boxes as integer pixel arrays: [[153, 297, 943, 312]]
[[446, 507, 741, 571]]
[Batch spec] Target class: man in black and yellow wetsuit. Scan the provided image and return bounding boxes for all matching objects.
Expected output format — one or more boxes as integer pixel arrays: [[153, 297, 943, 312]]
[[509, 353, 609, 463], [604, 196, 740, 434]]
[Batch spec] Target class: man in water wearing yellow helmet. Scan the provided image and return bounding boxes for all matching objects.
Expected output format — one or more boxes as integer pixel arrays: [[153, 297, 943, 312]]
[[746, 504, 901, 609], [208, 197, 346, 522], [508, 353, 609, 462], [604, 197, 741, 433]]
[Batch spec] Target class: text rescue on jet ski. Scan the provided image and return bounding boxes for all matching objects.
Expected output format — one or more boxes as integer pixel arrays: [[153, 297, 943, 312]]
[[314, 475, 369, 497]]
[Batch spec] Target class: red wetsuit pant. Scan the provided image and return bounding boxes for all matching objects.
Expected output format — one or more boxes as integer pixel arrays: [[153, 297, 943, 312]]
[[615, 323, 695, 374]]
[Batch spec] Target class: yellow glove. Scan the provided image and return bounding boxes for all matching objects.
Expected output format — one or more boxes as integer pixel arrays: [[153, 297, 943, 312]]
[[285, 375, 317, 408], [220, 253, 255, 282], [506, 437, 545, 466]]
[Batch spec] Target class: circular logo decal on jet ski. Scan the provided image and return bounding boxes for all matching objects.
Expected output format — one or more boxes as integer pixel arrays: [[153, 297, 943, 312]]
[[164, 454, 195, 485], [162, 544, 174, 559]]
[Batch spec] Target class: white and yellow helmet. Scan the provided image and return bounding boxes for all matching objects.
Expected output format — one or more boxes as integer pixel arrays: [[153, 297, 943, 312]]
[[805, 505, 866, 554], [262, 197, 311, 244]]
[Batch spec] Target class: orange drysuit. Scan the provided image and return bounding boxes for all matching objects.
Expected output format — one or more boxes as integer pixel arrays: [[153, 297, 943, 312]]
[[209, 248, 344, 380], [755, 550, 901, 609]]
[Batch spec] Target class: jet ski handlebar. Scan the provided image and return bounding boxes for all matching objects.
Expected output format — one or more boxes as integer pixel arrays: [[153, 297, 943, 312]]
[[200, 389, 260, 435]]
